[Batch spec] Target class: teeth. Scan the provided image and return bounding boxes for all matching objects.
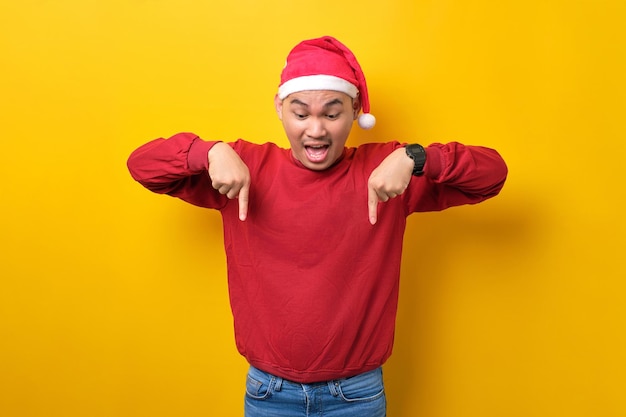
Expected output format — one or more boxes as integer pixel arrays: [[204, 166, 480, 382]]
[[305, 144, 329, 162]]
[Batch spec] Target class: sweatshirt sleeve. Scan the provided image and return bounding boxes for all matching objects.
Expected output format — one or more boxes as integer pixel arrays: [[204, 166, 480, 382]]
[[405, 142, 508, 213], [127, 132, 227, 209]]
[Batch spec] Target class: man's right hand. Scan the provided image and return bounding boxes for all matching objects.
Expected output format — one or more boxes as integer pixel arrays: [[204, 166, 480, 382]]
[[208, 142, 250, 221]]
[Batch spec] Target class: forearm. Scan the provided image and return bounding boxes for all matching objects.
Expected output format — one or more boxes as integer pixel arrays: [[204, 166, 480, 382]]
[[127, 132, 218, 194], [424, 142, 508, 199]]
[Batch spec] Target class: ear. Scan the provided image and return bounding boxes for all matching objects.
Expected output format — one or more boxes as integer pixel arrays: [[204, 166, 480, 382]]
[[352, 95, 362, 120], [274, 94, 283, 120]]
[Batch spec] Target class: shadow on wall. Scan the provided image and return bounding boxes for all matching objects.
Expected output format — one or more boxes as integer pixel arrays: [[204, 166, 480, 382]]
[[384, 191, 540, 416]]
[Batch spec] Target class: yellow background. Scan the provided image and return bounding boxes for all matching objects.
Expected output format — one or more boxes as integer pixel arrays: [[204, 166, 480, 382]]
[[1, 0, 625, 416]]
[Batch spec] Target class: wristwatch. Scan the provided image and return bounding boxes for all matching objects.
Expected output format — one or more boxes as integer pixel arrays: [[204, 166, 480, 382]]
[[405, 144, 426, 176]]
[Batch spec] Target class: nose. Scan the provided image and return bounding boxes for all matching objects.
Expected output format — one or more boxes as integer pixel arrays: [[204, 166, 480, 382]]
[[305, 117, 327, 139]]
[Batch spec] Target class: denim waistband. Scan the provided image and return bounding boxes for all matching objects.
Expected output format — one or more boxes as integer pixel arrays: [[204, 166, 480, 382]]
[[247, 365, 383, 396]]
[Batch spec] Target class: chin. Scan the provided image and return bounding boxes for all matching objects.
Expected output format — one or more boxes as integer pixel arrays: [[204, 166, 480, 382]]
[[303, 161, 331, 171]]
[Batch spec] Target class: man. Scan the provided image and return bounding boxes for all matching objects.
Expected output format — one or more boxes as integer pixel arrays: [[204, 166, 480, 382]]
[[127, 36, 507, 417]]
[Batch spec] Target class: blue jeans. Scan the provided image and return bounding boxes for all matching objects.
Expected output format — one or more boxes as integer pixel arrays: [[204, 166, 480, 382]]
[[244, 366, 386, 417]]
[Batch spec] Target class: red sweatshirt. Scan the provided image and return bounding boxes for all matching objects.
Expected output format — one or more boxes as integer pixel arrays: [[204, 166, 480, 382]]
[[127, 132, 507, 383]]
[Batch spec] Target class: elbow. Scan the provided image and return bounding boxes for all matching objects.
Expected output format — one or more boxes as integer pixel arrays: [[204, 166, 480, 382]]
[[126, 155, 142, 183], [484, 157, 509, 199]]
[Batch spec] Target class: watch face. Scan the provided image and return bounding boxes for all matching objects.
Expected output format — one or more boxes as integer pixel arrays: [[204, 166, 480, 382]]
[[406, 144, 426, 175]]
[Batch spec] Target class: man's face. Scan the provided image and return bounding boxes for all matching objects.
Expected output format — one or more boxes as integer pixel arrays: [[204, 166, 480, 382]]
[[275, 90, 360, 171]]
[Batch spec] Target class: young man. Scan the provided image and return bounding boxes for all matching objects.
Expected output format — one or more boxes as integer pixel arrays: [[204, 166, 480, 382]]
[[127, 36, 507, 417]]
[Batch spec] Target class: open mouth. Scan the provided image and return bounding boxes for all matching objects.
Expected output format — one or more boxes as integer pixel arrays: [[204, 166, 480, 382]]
[[304, 144, 330, 163]]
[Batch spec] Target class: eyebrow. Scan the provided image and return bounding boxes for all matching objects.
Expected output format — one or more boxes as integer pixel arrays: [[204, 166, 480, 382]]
[[289, 98, 344, 108]]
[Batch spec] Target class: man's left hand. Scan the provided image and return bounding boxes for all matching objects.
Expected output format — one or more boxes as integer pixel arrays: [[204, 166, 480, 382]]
[[367, 147, 414, 225]]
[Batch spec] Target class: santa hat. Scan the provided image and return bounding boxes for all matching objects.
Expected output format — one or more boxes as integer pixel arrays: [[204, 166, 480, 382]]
[[278, 36, 376, 129]]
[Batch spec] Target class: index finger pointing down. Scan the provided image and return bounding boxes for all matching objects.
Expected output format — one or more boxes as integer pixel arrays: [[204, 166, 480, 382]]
[[238, 183, 249, 221], [367, 186, 379, 225]]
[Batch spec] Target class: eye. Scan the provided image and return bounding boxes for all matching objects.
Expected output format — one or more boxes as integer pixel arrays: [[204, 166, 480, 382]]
[[326, 113, 339, 120], [295, 113, 308, 120]]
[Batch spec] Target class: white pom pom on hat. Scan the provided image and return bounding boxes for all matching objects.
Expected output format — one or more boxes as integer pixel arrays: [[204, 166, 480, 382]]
[[358, 113, 376, 129], [278, 36, 376, 129]]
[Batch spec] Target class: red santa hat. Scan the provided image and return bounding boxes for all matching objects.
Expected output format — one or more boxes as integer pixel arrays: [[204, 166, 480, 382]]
[[278, 36, 376, 129]]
